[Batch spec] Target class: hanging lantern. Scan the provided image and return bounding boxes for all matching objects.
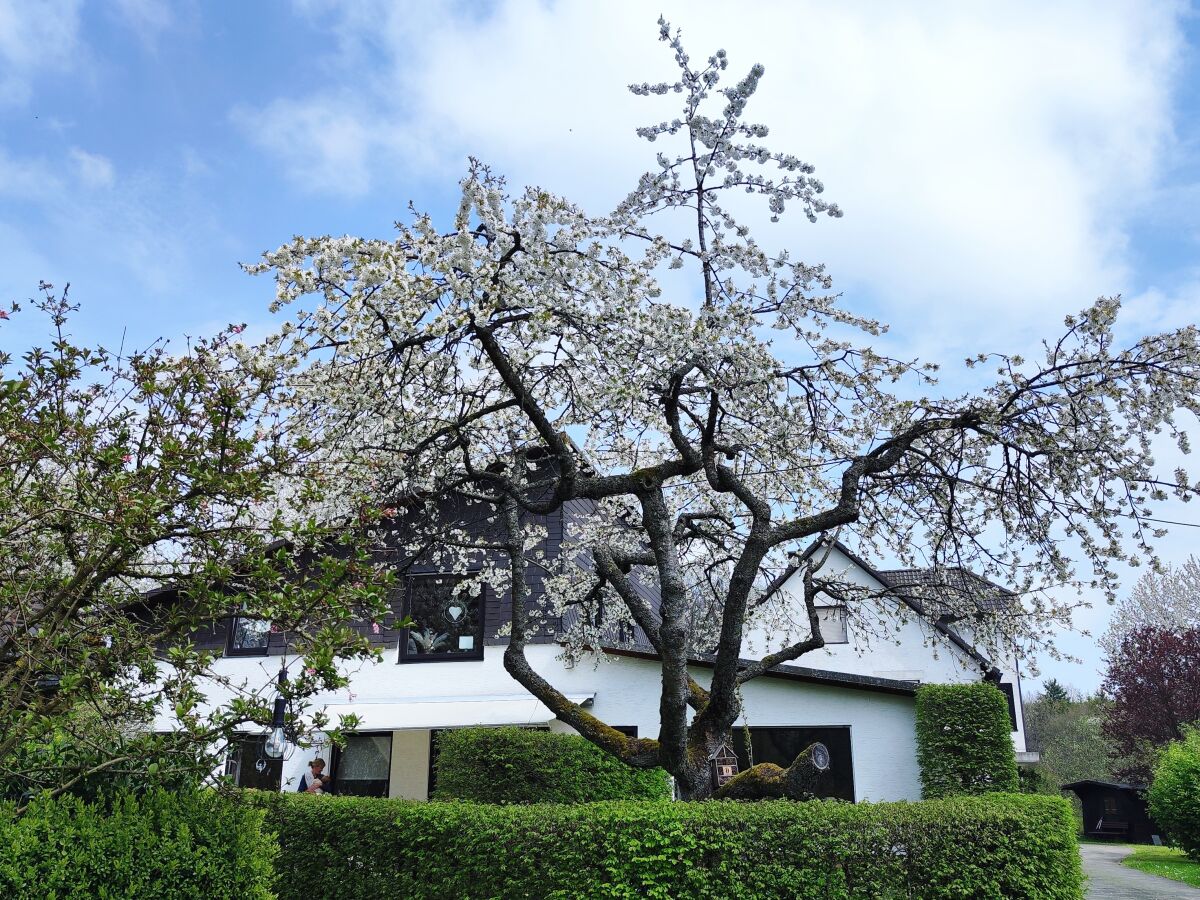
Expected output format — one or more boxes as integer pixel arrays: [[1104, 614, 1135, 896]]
[[263, 696, 288, 759], [263, 662, 290, 759]]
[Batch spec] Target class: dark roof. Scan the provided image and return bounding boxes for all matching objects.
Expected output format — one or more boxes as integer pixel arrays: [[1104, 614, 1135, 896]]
[[875, 567, 1014, 615], [1061, 780, 1148, 793], [604, 646, 919, 696]]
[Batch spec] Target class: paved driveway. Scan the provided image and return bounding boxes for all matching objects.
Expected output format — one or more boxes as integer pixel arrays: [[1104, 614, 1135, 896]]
[[1081, 843, 1200, 899]]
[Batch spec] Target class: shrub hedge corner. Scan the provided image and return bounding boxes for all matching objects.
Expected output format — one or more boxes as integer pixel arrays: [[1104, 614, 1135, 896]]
[[915, 682, 1020, 798], [0, 789, 275, 899]]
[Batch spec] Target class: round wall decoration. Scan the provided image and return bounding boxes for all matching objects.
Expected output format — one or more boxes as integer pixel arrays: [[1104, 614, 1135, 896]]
[[810, 742, 831, 771]]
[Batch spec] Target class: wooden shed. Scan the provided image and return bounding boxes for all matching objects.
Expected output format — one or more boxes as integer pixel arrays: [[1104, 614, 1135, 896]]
[[1061, 780, 1160, 844]]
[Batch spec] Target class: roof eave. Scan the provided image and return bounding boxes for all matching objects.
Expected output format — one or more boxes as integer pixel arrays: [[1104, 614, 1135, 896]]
[[601, 645, 919, 696]]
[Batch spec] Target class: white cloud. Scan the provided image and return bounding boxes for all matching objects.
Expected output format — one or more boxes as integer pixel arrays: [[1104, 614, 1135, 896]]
[[1121, 278, 1200, 337], [69, 148, 115, 190], [239, 0, 1185, 358], [0, 145, 197, 302], [180, 146, 212, 179], [232, 94, 390, 197], [0, 0, 83, 106], [0, 149, 62, 201]]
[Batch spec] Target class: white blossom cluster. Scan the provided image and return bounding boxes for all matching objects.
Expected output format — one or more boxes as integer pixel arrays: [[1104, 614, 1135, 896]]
[[1099, 554, 1200, 658]]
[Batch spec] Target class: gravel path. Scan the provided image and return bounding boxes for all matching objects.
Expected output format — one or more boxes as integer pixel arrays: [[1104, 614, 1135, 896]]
[[1081, 843, 1200, 899]]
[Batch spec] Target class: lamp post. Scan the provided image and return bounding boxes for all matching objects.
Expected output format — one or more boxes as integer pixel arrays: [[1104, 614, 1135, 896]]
[[263, 661, 289, 759]]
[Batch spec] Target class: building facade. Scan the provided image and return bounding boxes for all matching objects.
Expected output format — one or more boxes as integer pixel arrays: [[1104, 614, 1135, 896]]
[[166, 523, 1032, 803]]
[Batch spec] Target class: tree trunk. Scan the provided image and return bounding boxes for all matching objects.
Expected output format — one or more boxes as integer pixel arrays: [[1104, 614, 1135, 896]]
[[673, 758, 713, 801], [713, 742, 831, 801]]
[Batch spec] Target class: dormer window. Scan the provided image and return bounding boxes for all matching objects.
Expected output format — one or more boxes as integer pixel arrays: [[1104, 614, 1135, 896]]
[[816, 605, 848, 644]]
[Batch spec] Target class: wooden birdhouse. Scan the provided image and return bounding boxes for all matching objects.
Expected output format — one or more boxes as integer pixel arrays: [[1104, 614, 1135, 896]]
[[710, 739, 739, 790]]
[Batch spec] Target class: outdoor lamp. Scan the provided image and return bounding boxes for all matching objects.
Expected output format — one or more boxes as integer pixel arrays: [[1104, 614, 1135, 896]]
[[263, 697, 288, 758], [263, 662, 289, 759]]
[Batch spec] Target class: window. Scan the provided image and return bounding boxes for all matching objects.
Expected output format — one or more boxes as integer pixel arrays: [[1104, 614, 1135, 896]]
[[226, 735, 282, 791], [332, 733, 392, 797], [732, 726, 855, 800], [400, 574, 485, 662], [227, 613, 271, 656], [816, 605, 848, 644], [998, 682, 1019, 731]]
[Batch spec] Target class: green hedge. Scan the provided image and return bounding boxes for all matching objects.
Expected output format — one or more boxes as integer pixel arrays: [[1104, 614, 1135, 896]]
[[1147, 724, 1200, 861], [247, 791, 1081, 900], [0, 790, 275, 899], [916, 683, 1020, 798], [432, 727, 671, 803]]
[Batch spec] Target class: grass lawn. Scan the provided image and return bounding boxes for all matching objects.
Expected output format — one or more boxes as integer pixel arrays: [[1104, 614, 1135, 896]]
[[1121, 846, 1200, 888]]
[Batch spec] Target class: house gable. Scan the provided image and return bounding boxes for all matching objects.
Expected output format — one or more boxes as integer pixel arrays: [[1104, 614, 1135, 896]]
[[743, 541, 1029, 752]]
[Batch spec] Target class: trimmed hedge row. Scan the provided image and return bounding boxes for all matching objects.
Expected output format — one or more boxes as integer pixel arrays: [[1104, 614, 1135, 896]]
[[433, 726, 671, 803], [247, 791, 1082, 900], [915, 683, 1020, 798], [0, 790, 275, 899]]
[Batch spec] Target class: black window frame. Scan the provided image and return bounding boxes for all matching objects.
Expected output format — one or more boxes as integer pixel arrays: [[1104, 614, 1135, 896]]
[[330, 731, 393, 797], [398, 572, 486, 664], [998, 682, 1019, 731], [226, 735, 282, 791], [225, 612, 271, 657], [732, 725, 855, 801]]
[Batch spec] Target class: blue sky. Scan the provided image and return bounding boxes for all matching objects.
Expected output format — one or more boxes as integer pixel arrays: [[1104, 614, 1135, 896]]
[[3, 1, 1199, 692]]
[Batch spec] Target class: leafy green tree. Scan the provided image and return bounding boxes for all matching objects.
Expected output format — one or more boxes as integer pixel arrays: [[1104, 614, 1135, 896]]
[[1024, 689, 1114, 789], [0, 287, 391, 809], [1147, 725, 1200, 861], [1040, 679, 1070, 707]]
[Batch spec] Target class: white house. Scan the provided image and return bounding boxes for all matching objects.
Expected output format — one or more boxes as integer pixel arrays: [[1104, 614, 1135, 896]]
[[177, 534, 1034, 804]]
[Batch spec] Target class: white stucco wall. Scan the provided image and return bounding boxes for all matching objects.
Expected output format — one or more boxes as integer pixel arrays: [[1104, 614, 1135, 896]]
[[220, 642, 922, 801], [195, 541, 1031, 798], [733, 668, 921, 802], [388, 729, 430, 800], [742, 546, 1028, 752]]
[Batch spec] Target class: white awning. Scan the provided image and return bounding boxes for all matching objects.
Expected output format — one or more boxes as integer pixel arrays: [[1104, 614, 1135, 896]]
[[313, 693, 596, 731]]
